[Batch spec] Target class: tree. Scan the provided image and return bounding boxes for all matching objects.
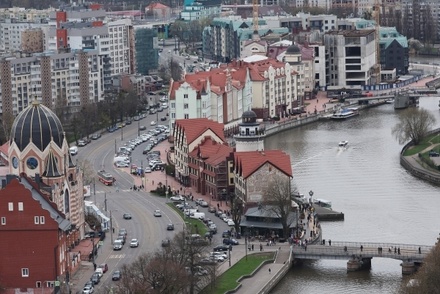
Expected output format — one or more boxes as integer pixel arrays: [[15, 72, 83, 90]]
[[77, 159, 94, 185], [229, 193, 244, 235], [392, 108, 436, 145], [400, 244, 440, 294], [262, 174, 296, 238], [158, 58, 183, 83]]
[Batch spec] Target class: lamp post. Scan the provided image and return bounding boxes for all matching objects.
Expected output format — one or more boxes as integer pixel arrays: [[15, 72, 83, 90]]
[[110, 210, 114, 245], [137, 120, 140, 136], [309, 190, 314, 204], [121, 124, 123, 141]]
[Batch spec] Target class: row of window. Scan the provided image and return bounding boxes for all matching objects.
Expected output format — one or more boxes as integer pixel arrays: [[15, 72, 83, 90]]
[[1, 216, 45, 225]]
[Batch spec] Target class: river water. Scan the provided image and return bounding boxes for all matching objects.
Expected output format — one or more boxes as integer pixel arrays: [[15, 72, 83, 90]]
[[265, 96, 440, 294]]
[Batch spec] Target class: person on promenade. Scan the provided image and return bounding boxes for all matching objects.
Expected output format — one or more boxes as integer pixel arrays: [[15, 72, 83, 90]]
[[269, 268, 271, 274], [329, 240, 331, 246], [419, 247, 421, 254], [360, 245, 363, 252]]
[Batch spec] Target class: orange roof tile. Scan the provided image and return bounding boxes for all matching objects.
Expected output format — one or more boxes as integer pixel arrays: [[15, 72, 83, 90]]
[[234, 150, 292, 179], [175, 118, 225, 145], [0, 142, 9, 156], [189, 138, 233, 166]]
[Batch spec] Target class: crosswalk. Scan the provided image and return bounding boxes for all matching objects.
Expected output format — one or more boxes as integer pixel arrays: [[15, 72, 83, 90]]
[[108, 254, 126, 259]]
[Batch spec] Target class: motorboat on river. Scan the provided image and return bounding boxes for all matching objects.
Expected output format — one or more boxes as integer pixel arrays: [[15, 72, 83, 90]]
[[339, 140, 348, 148], [331, 107, 359, 120], [313, 198, 332, 209]]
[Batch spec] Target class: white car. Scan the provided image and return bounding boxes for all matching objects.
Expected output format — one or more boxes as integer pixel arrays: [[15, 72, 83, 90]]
[[82, 285, 94, 294], [150, 121, 157, 126], [130, 238, 139, 248], [154, 209, 162, 217], [227, 219, 235, 226], [115, 161, 129, 168], [170, 195, 185, 201]]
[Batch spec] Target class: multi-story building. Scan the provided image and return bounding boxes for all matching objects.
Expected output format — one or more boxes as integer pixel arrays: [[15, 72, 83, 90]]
[[132, 25, 159, 75], [279, 13, 337, 34], [181, 0, 222, 21], [324, 29, 376, 87], [243, 55, 301, 119], [0, 49, 103, 118], [169, 64, 252, 130], [0, 7, 55, 23], [21, 28, 44, 53], [204, 16, 289, 62], [0, 101, 85, 292], [173, 118, 226, 186], [379, 27, 409, 76], [0, 19, 44, 53]]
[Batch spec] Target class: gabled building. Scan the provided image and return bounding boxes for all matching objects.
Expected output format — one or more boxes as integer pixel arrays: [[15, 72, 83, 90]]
[[233, 150, 292, 204], [0, 175, 71, 292], [169, 64, 252, 130], [173, 118, 226, 186], [188, 138, 234, 199], [379, 27, 409, 76]]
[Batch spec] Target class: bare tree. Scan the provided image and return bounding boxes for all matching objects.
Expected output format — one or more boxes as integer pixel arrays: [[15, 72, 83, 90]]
[[229, 193, 244, 235], [400, 244, 440, 294], [159, 58, 183, 83], [77, 159, 94, 185], [392, 108, 436, 145], [262, 174, 296, 238]]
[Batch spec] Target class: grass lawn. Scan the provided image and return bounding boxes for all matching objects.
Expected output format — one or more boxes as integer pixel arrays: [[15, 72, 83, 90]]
[[202, 252, 275, 294], [166, 202, 207, 236], [403, 133, 440, 156]]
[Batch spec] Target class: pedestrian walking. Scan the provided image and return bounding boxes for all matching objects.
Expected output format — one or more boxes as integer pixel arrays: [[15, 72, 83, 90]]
[[360, 245, 363, 252], [251, 244, 254, 251], [260, 243, 263, 251], [269, 268, 271, 274], [328, 239, 331, 246], [398, 248, 401, 255], [419, 247, 421, 254], [93, 263, 97, 270], [394, 247, 397, 254]]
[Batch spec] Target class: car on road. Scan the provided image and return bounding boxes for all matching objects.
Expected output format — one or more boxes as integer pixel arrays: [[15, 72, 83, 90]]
[[82, 284, 94, 294], [161, 239, 171, 247], [139, 125, 147, 130], [167, 223, 174, 231], [213, 244, 229, 252], [154, 209, 162, 217], [78, 140, 87, 147], [199, 200, 208, 207], [227, 219, 235, 226], [112, 270, 121, 281], [113, 239, 123, 251], [223, 238, 239, 245], [208, 206, 216, 213], [115, 161, 129, 168], [222, 230, 231, 238], [130, 238, 139, 248], [150, 120, 157, 126], [123, 213, 132, 220], [160, 116, 167, 121], [91, 133, 101, 140]]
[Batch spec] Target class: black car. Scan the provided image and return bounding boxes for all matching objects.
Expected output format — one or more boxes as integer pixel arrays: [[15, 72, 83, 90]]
[[222, 230, 231, 238], [213, 244, 229, 252], [429, 150, 440, 157], [167, 223, 174, 231], [223, 238, 239, 245], [123, 213, 132, 220], [112, 270, 121, 281], [91, 273, 100, 285], [160, 116, 167, 121]]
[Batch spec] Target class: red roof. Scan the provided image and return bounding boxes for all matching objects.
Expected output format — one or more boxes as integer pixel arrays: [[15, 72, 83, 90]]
[[234, 150, 292, 179], [0, 142, 9, 156], [189, 138, 233, 166], [175, 118, 225, 145], [147, 3, 170, 9]]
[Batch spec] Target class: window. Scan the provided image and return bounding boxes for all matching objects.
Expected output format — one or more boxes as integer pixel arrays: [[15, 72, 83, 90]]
[[1, 217, 5, 225], [184, 104, 189, 109], [22, 268, 29, 277], [18, 202, 23, 211], [184, 94, 188, 99], [8, 202, 13, 211], [40, 216, 45, 224], [34, 216, 39, 224]]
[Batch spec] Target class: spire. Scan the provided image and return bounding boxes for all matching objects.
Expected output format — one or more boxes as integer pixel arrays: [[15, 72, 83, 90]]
[[42, 150, 62, 177]]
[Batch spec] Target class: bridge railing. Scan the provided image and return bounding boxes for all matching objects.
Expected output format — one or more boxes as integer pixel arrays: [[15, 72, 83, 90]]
[[308, 241, 432, 252]]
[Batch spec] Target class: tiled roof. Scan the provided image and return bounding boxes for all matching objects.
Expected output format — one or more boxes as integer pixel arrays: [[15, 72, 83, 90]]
[[234, 150, 292, 179], [175, 118, 225, 144], [148, 3, 170, 9], [189, 138, 233, 166]]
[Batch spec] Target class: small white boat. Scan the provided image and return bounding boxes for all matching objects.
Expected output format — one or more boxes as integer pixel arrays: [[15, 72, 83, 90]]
[[385, 99, 394, 104], [339, 140, 348, 147]]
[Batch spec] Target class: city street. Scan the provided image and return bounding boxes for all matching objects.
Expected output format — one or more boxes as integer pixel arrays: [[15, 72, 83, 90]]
[[71, 111, 231, 293]]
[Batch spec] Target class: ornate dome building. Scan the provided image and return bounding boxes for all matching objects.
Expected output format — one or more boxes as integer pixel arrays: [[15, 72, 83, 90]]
[[234, 110, 266, 152], [8, 101, 85, 239]]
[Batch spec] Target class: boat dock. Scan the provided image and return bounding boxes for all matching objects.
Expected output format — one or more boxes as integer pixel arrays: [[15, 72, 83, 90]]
[[313, 205, 345, 221]]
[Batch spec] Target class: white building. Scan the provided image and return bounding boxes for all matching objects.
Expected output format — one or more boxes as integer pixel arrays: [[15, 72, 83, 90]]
[[0, 20, 44, 53]]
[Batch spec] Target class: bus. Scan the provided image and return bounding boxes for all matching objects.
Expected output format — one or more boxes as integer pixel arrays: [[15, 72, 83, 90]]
[[97, 170, 115, 186]]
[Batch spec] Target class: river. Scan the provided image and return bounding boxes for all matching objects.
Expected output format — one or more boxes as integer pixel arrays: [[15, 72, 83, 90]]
[[265, 96, 440, 294]]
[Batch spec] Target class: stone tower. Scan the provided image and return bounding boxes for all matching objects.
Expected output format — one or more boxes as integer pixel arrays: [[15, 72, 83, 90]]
[[234, 110, 266, 152]]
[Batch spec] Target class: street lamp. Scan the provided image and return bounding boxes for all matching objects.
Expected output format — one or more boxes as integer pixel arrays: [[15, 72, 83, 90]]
[[309, 190, 314, 204]]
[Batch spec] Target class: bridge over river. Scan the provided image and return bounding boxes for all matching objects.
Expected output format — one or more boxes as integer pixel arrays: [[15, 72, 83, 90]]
[[291, 241, 433, 275]]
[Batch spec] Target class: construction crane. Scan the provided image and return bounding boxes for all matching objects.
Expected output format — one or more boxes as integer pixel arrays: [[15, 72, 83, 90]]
[[252, 0, 259, 41], [373, 0, 381, 84]]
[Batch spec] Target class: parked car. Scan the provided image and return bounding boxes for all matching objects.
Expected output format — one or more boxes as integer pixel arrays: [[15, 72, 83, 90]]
[[213, 244, 229, 252], [115, 161, 129, 168], [112, 270, 121, 281], [170, 195, 185, 201], [208, 206, 216, 213], [90, 273, 100, 285], [91, 133, 101, 140], [160, 116, 167, 121], [82, 284, 94, 294], [98, 263, 108, 273], [150, 121, 157, 126], [429, 150, 440, 157], [222, 230, 231, 238], [139, 125, 146, 130], [123, 213, 132, 220], [199, 200, 209, 207], [78, 140, 87, 147]]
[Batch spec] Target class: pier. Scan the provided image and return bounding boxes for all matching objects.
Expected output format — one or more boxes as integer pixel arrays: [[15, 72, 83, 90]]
[[291, 241, 432, 275]]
